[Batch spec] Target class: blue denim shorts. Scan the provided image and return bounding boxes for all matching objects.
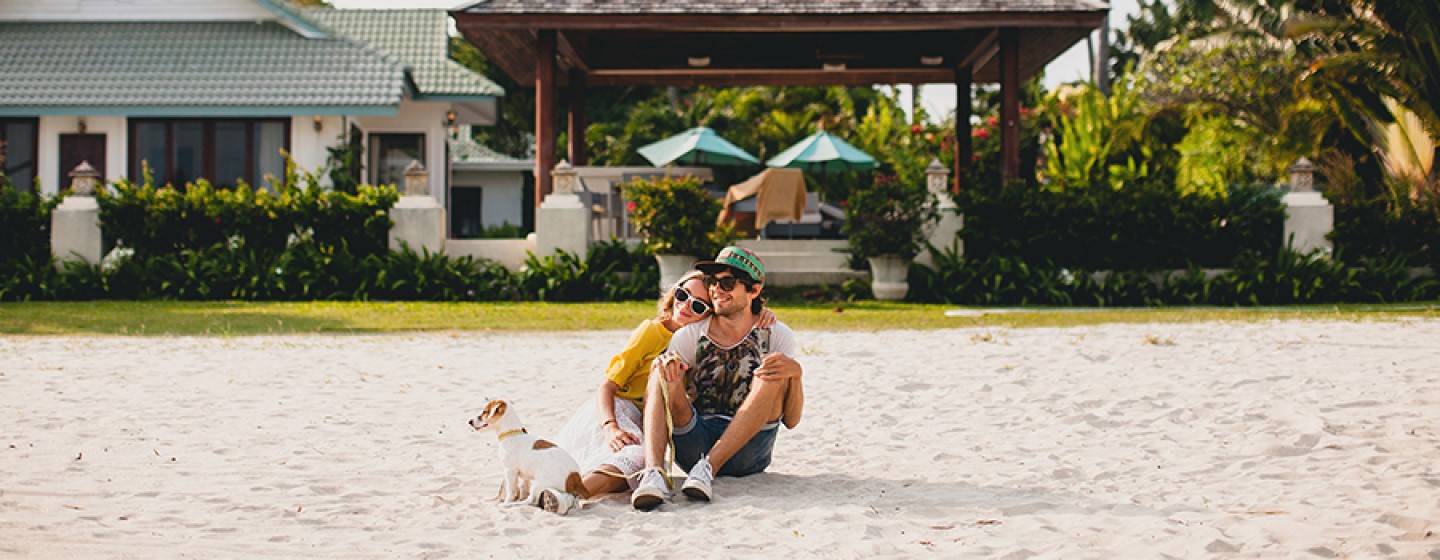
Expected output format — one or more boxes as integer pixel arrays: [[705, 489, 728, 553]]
[[672, 409, 778, 477]]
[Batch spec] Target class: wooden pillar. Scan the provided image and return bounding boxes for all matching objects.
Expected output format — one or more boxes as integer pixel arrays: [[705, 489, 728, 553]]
[[567, 68, 587, 167], [999, 28, 1021, 182], [535, 29, 557, 205], [953, 66, 972, 191]]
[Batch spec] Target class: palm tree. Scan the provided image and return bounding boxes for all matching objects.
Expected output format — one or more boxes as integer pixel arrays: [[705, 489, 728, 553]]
[[1286, 1, 1440, 182]]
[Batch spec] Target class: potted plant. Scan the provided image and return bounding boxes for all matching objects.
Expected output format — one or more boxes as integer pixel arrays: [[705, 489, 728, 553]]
[[622, 175, 733, 291], [843, 171, 939, 301]]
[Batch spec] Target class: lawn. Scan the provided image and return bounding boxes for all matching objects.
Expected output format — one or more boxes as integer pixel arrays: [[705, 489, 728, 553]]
[[0, 300, 1435, 335]]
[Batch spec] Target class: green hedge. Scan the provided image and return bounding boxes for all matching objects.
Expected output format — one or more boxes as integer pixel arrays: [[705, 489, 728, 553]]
[[909, 248, 1438, 306], [98, 167, 397, 259], [955, 179, 1284, 269], [1331, 197, 1440, 268]]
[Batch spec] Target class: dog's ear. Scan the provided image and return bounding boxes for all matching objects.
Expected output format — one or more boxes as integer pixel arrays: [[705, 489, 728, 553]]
[[480, 399, 507, 422]]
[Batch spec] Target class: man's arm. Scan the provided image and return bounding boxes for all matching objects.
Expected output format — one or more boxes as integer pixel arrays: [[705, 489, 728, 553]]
[[757, 353, 803, 428]]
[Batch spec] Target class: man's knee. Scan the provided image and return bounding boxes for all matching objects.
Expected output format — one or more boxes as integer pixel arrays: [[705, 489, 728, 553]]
[[741, 377, 787, 417]]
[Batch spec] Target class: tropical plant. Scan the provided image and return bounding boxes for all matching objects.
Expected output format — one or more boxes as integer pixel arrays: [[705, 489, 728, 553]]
[[1040, 77, 1152, 191], [843, 171, 938, 259], [621, 175, 732, 257], [1286, 0, 1440, 170]]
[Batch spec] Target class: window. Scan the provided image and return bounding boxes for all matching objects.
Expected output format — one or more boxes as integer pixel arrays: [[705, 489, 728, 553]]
[[450, 186, 483, 238], [369, 133, 425, 188], [1, 118, 39, 191], [129, 119, 288, 189]]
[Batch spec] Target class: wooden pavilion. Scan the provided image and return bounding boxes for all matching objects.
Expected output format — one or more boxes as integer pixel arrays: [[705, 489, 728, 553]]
[[451, 0, 1109, 203]]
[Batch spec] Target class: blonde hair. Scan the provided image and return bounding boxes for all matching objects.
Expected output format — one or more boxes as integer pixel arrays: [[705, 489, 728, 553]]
[[656, 270, 707, 322]]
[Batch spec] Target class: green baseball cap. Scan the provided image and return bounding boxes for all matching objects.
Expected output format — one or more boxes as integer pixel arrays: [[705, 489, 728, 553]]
[[694, 246, 765, 284]]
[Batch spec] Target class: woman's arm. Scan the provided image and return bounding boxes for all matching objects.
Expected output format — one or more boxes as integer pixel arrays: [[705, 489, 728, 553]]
[[595, 380, 640, 451]]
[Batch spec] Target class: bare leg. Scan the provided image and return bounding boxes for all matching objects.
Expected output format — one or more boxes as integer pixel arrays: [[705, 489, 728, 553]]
[[642, 369, 694, 469], [704, 376, 789, 472], [581, 465, 631, 497]]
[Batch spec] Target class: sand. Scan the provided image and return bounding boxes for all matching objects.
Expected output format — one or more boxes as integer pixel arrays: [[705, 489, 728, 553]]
[[1, 319, 1438, 558]]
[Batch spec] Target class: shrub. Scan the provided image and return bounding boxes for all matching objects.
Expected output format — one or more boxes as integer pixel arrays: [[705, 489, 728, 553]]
[[844, 171, 938, 259], [955, 178, 1283, 269], [621, 175, 731, 257]]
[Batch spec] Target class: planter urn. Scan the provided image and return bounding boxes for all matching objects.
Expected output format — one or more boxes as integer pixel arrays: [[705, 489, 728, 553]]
[[655, 253, 697, 292], [868, 255, 911, 301]]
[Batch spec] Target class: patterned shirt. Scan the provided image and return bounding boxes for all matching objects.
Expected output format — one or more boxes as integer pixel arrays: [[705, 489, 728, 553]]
[[668, 319, 799, 418]]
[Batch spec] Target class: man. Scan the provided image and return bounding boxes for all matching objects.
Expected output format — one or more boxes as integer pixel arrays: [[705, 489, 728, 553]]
[[632, 246, 804, 511]]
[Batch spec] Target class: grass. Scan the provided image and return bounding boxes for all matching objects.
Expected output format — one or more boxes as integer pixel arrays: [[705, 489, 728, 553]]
[[0, 300, 1435, 336]]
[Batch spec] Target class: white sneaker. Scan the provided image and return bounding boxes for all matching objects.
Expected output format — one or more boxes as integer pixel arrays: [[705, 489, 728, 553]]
[[631, 467, 670, 511], [681, 455, 714, 502], [539, 487, 578, 515]]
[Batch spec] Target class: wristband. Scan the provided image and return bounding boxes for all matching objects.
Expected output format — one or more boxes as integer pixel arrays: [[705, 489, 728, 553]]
[[601, 419, 618, 428]]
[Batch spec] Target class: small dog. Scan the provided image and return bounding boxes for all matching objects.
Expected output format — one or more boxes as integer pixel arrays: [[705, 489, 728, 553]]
[[469, 399, 590, 514]]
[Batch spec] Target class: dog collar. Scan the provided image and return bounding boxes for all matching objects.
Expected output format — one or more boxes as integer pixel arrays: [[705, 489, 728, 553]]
[[497, 428, 527, 441]]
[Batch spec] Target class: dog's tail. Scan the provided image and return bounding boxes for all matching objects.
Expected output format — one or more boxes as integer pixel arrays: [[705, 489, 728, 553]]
[[565, 472, 590, 500]]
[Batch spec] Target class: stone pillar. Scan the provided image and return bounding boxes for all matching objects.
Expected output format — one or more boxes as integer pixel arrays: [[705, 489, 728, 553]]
[[51, 161, 104, 266], [388, 160, 445, 253], [916, 158, 964, 269], [1281, 157, 1333, 256], [535, 160, 591, 258]]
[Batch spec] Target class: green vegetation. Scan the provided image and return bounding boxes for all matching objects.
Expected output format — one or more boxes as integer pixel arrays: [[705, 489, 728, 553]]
[[0, 300, 1433, 336]]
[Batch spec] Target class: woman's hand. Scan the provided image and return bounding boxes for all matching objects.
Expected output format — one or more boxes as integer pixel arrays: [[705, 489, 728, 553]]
[[652, 351, 688, 383], [603, 422, 640, 451], [755, 308, 777, 329]]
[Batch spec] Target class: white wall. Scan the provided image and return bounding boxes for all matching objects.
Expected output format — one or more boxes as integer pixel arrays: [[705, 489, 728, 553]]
[[37, 115, 126, 195], [289, 115, 339, 188], [452, 169, 525, 228], [354, 101, 453, 206], [0, 0, 273, 21]]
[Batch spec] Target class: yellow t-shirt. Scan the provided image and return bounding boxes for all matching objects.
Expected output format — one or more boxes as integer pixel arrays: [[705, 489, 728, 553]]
[[605, 319, 673, 405]]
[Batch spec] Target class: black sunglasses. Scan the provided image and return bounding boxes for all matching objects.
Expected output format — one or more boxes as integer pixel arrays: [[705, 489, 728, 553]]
[[704, 274, 751, 292], [673, 286, 711, 315]]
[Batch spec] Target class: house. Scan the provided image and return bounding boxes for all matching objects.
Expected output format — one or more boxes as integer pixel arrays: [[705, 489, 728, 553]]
[[0, 0, 527, 232]]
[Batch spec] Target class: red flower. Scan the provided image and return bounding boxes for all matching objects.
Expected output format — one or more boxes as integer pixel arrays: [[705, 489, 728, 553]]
[[911, 124, 922, 134], [972, 128, 990, 140], [971, 154, 980, 162], [986, 116, 998, 127], [625, 201, 637, 213]]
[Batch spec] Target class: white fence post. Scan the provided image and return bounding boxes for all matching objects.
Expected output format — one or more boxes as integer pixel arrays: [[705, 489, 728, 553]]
[[388, 160, 446, 253], [535, 160, 592, 259], [916, 158, 964, 269], [51, 161, 104, 267], [1281, 157, 1333, 256]]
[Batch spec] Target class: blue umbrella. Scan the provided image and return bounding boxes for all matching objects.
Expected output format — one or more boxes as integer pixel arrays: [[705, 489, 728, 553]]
[[766, 129, 877, 173], [638, 127, 761, 167]]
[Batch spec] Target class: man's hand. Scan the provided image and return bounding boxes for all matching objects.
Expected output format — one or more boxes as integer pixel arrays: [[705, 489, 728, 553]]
[[754, 353, 800, 381]]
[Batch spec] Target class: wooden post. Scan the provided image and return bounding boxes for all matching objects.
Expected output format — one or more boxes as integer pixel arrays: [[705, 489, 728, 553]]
[[568, 68, 587, 167], [535, 29, 557, 205], [999, 28, 1021, 182], [954, 66, 972, 192]]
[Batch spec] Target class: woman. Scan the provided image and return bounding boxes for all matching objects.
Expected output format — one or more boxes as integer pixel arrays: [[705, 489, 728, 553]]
[[554, 270, 772, 498]]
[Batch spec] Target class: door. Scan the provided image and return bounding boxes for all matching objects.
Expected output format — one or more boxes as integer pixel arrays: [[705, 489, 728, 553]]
[[59, 133, 106, 187]]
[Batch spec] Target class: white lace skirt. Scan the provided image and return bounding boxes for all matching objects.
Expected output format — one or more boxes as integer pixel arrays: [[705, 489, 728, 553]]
[[554, 396, 646, 489]]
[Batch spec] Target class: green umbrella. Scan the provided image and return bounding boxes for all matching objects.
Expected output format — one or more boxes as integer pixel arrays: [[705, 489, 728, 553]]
[[637, 127, 761, 167], [766, 129, 877, 173]]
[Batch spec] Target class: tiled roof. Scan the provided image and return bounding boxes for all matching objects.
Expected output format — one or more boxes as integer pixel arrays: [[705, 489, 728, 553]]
[[456, 0, 1107, 14], [449, 125, 531, 167], [300, 9, 503, 99], [0, 21, 406, 114]]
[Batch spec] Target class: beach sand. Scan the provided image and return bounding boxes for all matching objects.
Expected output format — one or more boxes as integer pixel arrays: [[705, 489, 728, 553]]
[[2, 319, 1438, 558]]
